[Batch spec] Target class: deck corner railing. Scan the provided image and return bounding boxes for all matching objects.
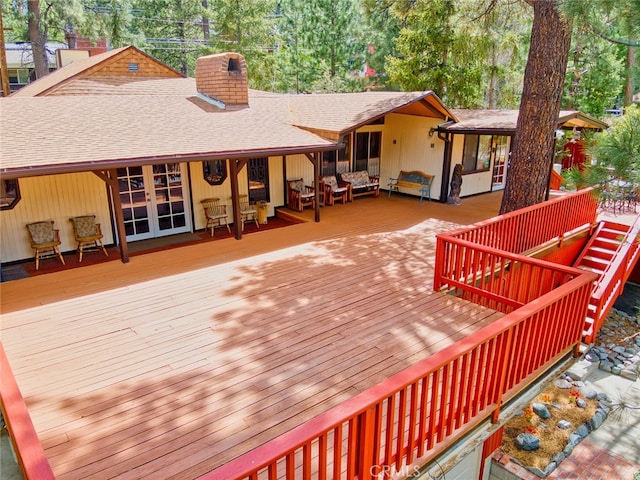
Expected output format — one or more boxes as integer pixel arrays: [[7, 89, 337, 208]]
[[0, 343, 56, 480]]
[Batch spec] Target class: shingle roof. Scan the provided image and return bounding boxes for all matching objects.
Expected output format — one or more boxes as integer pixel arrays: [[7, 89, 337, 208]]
[[0, 94, 337, 176], [10, 46, 183, 98], [0, 46, 455, 178], [446, 109, 608, 132]]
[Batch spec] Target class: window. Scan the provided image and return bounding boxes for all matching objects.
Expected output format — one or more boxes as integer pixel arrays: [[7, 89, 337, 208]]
[[8, 68, 30, 88], [247, 157, 269, 202], [354, 131, 381, 175], [203, 160, 228, 185], [322, 135, 351, 177], [1, 179, 20, 210], [462, 135, 492, 173]]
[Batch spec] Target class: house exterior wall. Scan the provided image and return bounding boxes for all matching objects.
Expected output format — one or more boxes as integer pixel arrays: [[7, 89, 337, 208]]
[[1, 113, 451, 264], [1, 173, 113, 263], [380, 113, 445, 199], [190, 157, 284, 231], [283, 115, 445, 202], [449, 134, 495, 197]]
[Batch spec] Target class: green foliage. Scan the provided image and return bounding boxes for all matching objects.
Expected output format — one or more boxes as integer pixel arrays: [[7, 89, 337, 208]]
[[563, 105, 640, 193], [129, 0, 209, 75], [590, 104, 640, 183], [3, 0, 636, 102], [385, 0, 530, 107], [563, 24, 626, 115], [203, 0, 278, 90]]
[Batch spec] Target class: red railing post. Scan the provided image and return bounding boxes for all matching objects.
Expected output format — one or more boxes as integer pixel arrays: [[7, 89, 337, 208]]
[[356, 406, 377, 480], [491, 329, 514, 423]]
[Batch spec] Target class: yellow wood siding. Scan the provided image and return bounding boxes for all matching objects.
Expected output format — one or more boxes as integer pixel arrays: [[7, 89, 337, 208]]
[[449, 134, 494, 197], [380, 114, 445, 199], [1, 173, 112, 263], [190, 157, 284, 230]]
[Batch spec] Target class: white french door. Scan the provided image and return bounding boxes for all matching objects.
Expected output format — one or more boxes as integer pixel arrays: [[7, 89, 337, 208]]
[[491, 136, 510, 191], [117, 163, 192, 241]]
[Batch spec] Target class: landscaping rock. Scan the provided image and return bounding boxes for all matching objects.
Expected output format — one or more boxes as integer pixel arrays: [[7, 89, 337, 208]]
[[590, 410, 607, 430], [516, 433, 540, 451], [532, 402, 551, 419], [557, 420, 572, 429], [554, 378, 573, 389]]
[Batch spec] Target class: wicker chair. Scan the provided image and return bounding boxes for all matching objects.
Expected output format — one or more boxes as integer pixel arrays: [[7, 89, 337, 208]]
[[201, 198, 231, 236], [239, 194, 259, 231], [26, 220, 66, 270], [70, 215, 109, 262]]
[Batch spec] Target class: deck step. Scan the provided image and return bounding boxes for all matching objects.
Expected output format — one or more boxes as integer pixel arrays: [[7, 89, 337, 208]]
[[593, 237, 622, 250], [584, 246, 615, 260], [598, 227, 628, 240], [580, 256, 609, 270]]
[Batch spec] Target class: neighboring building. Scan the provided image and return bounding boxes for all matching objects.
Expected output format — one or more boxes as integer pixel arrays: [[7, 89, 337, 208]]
[[2, 38, 108, 94], [4, 42, 66, 91]]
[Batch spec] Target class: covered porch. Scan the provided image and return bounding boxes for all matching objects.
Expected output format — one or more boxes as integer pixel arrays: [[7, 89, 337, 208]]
[[1, 193, 506, 479]]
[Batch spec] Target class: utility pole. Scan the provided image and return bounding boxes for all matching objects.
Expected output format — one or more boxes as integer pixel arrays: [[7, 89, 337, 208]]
[[0, 4, 12, 96]]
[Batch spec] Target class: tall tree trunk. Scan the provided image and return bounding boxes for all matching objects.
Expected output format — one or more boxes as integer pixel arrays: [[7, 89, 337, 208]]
[[28, 0, 49, 79], [202, 0, 210, 40], [499, 1, 572, 214], [625, 46, 635, 106]]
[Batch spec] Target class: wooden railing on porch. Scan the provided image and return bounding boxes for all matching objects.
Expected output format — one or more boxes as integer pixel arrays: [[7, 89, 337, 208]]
[[432, 239, 587, 312], [203, 271, 595, 480], [203, 192, 600, 480], [583, 215, 640, 343], [434, 188, 599, 256], [0, 344, 56, 480]]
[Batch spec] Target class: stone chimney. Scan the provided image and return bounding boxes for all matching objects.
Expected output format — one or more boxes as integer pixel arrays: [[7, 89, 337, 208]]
[[195, 52, 248, 108]]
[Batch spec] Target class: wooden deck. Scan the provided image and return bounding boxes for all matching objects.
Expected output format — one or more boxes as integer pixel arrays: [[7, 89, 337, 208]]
[[1, 192, 506, 480]]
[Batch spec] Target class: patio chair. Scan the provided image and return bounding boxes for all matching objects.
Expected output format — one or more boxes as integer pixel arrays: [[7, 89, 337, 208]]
[[26, 220, 66, 270], [320, 175, 349, 206], [239, 194, 259, 230], [201, 198, 231, 236], [70, 215, 109, 262], [286, 178, 315, 211]]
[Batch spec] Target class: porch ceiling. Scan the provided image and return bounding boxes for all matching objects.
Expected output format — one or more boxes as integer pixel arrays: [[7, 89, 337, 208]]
[[1, 193, 505, 480]]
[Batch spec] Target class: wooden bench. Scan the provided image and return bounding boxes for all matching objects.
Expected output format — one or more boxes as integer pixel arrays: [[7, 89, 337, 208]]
[[388, 170, 434, 203]]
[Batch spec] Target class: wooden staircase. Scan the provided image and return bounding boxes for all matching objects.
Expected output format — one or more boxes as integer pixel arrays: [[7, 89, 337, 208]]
[[574, 220, 638, 341]]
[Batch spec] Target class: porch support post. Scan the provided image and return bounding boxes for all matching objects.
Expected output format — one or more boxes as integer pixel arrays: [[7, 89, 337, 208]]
[[282, 155, 287, 204], [229, 158, 248, 240], [304, 152, 320, 223], [95, 170, 129, 263]]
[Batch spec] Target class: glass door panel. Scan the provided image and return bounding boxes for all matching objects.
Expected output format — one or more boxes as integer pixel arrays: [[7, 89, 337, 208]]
[[491, 136, 510, 190], [118, 166, 152, 240], [117, 163, 191, 241]]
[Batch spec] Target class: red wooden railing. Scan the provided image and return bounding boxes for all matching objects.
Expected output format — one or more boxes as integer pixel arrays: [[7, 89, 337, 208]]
[[202, 273, 595, 480], [0, 343, 55, 480], [584, 216, 640, 343], [432, 238, 585, 312], [433, 188, 599, 260], [202, 190, 601, 480]]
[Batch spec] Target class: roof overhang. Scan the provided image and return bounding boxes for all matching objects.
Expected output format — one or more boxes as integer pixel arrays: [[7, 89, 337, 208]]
[[0, 144, 341, 180], [442, 109, 608, 135]]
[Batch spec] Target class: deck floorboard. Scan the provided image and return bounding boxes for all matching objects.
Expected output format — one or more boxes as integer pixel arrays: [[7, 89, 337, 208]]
[[1, 193, 505, 479]]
